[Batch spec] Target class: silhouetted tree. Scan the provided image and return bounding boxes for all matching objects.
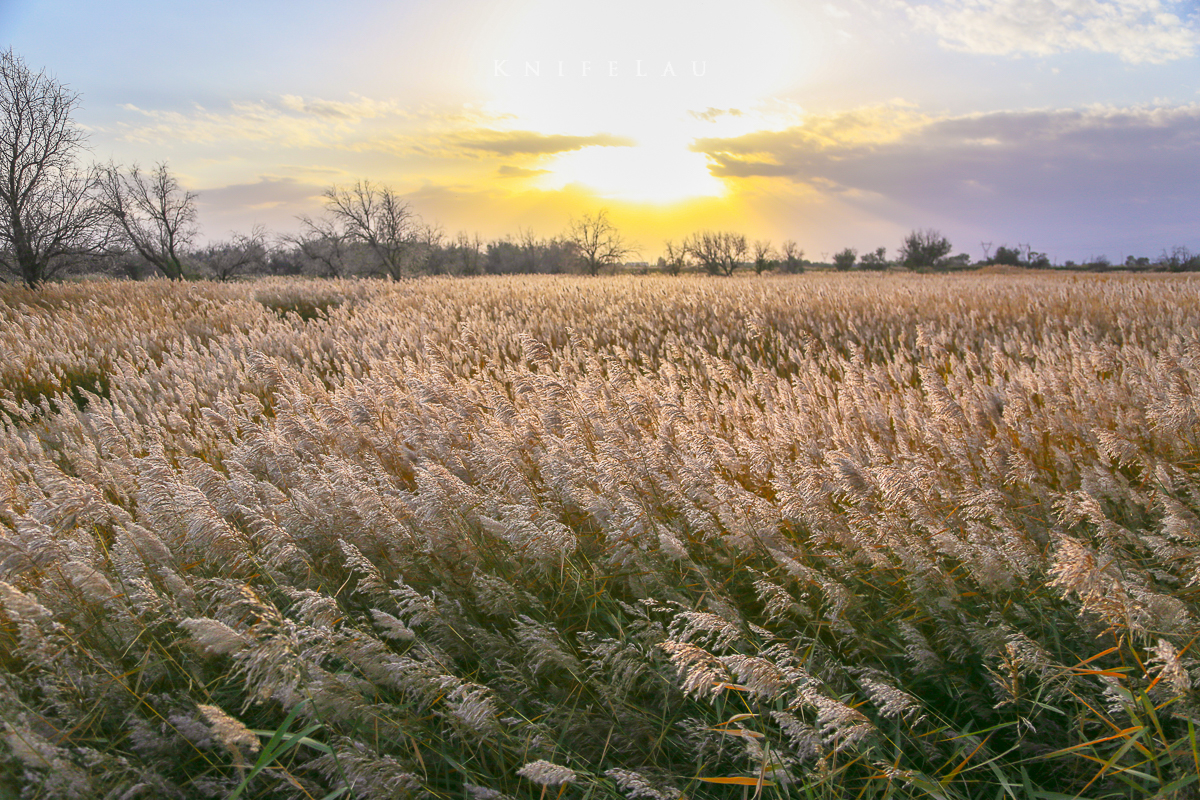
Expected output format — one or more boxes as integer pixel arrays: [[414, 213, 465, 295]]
[[859, 247, 889, 270], [265, 245, 303, 276], [752, 239, 775, 274], [483, 233, 571, 275], [485, 239, 519, 274], [0, 49, 104, 287], [780, 240, 804, 273], [323, 180, 416, 280], [833, 247, 857, 271], [993, 245, 1022, 266], [662, 239, 688, 275], [450, 231, 483, 276], [566, 208, 631, 275], [290, 213, 353, 277], [900, 228, 953, 271], [1158, 246, 1200, 272], [538, 237, 575, 274], [684, 230, 746, 276], [193, 225, 268, 281], [413, 223, 447, 274], [98, 162, 197, 280]]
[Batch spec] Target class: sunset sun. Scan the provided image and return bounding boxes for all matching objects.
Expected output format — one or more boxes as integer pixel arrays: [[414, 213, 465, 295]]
[[541, 131, 725, 205], [469, 0, 816, 209]]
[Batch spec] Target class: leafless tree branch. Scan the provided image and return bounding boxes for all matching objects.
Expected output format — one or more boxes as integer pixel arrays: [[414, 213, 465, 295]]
[[97, 162, 198, 280], [0, 49, 105, 287]]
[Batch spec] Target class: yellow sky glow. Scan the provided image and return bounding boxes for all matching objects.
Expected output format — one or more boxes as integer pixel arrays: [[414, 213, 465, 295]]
[[38, 0, 1193, 260], [462, 0, 818, 211]]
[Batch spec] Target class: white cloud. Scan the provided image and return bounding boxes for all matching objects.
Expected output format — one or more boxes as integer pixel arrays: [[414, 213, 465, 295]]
[[113, 97, 509, 151], [278, 94, 403, 120], [904, 0, 1199, 63]]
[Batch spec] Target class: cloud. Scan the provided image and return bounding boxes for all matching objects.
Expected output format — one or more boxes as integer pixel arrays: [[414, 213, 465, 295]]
[[193, 176, 327, 239], [448, 129, 636, 156], [113, 96, 508, 151], [278, 94, 403, 120], [902, 0, 1199, 63], [116, 101, 338, 147], [690, 107, 745, 122], [691, 102, 1200, 255], [691, 104, 930, 173], [497, 165, 551, 178]]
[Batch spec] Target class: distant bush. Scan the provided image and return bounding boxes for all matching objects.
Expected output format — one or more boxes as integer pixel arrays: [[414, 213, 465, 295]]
[[994, 245, 1022, 266], [1158, 246, 1200, 272], [900, 228, 953, 270], [859, 247, 889, 270], [832, 247, 857, 271]]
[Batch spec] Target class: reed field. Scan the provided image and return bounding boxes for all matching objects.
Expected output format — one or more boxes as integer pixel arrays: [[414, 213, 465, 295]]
[[2, 272, 1199, 799]]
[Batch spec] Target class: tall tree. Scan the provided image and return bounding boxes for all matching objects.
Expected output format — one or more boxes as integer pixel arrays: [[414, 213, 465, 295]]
[[684, 230, 747, 276], [900, 228, 953, 271], [323, 180, 416, 280], [0, 49, 103, 287], [290, 213, 353, 277], [566, 209, 631, 276], [662, 239, 688, 275], [780, 239, 804, 273], [752, 239, 775, 274], [98, 162, 198, 280], [193, 225, 268, 281], [451, 231, 483, 276], [833, 247, 858, 271]]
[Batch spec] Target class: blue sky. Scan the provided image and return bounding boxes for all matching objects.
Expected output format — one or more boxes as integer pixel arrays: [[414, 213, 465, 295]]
[[5, 0, 1199, 262]]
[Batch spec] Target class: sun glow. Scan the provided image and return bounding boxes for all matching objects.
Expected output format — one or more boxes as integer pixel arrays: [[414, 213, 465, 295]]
[[469, 0, 820, 206], [540, 134, 724, 205]]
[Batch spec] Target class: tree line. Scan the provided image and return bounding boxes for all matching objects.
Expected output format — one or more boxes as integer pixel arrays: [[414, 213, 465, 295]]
[[2, 48, 1197, 288]]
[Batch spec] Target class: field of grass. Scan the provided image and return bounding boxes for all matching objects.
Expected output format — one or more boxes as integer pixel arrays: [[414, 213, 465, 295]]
[[1, 273, 1199, 799]]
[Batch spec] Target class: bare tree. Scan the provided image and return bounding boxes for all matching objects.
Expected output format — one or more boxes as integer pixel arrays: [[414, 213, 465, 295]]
[[98, 162, 198, 280], [752, 239, 775, 274], [683, 230, 747, 276], [452, 231, 483, 276], [1158, 246, 1200, 272], [662, 239, 688, 275], [193, 225, 268, 281], [566, 208, 631, 275], [780, 239, 804, 273], [0, 49, 104, 287], [517, 227, 542, 273], [289, 213, 353, 277], [414, 222, 447, 274], [323, 180, 416, 280]]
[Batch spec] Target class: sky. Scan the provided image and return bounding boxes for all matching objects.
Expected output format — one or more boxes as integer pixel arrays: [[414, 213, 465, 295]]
[[4, 0, 1200, 263]]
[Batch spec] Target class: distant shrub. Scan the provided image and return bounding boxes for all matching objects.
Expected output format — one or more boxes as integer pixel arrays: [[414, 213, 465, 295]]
[[1158, 245, 1200, 272], [832, 247, 857, 271], [859, 247, 889, 270], [900, 228, 953, 270]]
